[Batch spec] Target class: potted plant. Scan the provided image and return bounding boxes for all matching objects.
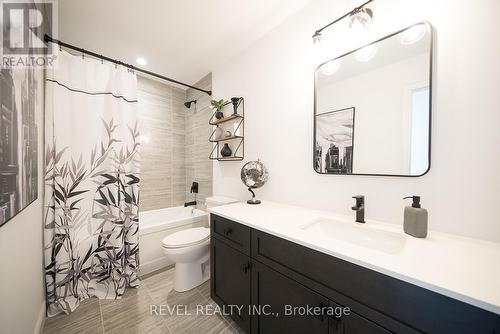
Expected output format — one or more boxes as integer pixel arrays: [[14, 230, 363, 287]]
[[211, 99, 231, 120]]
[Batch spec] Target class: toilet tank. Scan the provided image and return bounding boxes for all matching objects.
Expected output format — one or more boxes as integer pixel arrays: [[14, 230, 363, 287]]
[[205, 196, 239, 209]]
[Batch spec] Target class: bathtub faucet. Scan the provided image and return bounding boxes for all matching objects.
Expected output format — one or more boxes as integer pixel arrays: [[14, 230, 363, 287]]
[[184, 201, 197, 208]]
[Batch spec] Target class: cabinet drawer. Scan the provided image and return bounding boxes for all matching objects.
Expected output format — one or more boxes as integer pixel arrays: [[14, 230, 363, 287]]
[[211, 214, 251, 255]]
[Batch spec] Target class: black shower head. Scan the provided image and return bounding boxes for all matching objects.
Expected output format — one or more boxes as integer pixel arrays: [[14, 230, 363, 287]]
[[184, 100, 197, 108]]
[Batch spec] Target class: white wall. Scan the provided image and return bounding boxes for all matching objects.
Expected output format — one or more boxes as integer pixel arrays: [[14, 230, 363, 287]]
[[0, 70, 45, 333], [212, 0, 500, 242]]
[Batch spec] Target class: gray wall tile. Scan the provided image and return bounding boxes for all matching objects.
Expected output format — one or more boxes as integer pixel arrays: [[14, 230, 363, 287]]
[[138, 74, 212, 212]]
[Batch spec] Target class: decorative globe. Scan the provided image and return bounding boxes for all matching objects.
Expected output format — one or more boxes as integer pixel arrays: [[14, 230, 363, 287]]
[[240, 160, 268, 204]]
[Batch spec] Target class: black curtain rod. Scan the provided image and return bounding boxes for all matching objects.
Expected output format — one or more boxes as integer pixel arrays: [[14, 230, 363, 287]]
[[44, 34, 212, 96]]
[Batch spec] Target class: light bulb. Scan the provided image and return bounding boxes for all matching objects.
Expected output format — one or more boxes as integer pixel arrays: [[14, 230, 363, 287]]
[[398, 24, 427, 45], [320, 59, 341, 76], [136, 57, 147, 66], [349, 8, 373, 32], [354, 44, 377, 62], [312, 31, 322, 45]]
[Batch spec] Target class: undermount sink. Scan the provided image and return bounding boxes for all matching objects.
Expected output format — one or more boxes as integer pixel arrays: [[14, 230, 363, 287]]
[[300, 218, 406, 254]]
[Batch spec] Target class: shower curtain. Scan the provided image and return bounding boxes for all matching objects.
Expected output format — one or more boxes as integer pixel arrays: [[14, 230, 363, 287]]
[[44, 51, 140, 315]]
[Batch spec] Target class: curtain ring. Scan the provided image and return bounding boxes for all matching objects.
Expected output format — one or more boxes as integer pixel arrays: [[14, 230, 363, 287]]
[[81, 49, 85, 60], [100, 56, 103, 64], [59, 44, 62, 52]]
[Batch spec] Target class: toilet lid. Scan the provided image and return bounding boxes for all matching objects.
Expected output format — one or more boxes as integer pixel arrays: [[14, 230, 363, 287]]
[[161, 227, 210, 248]]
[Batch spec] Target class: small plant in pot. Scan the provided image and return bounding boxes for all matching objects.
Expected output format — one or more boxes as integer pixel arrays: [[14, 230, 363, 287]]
[[211, 99, 231, 120]]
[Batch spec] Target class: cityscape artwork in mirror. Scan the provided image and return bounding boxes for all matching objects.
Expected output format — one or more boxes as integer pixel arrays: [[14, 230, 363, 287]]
[[314, 22, 432, 176], [315, 107, 354, 174]]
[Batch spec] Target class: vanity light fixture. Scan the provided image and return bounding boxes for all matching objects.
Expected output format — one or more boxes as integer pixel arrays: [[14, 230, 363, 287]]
[[312, 0, 374, 44], [354, 44, 377, 62], [398, 23, 427, 45]]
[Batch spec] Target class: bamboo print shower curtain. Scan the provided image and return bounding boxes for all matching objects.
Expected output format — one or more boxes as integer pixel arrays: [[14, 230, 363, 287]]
[[44, 51, 140, 315]]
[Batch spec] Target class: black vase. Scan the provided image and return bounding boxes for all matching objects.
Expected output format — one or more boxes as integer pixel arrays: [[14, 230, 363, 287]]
[[220, 143, 232, 157], [231, 97, 241, 115], [215, 110, 224, 120]]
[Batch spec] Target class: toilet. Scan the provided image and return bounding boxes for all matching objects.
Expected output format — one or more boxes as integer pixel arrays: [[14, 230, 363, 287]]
[[161, 196, 238, 292]]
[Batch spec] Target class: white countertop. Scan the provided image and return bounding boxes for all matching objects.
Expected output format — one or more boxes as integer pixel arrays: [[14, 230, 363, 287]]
[[208, 201, 500, 315]]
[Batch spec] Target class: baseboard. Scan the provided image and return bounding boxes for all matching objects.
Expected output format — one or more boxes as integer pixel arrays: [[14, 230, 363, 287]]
[[140, 257, 172, 276], [34, 302, 45, 334]]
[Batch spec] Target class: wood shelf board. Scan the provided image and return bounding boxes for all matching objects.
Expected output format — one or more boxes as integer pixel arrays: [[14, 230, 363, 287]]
[[209, 136, 244, 143], [210, 156, 244, 161], [209, 114, 243, 125]]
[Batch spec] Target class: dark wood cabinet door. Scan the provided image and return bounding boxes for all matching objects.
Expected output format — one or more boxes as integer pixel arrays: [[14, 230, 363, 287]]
[[211, 238, 251, 333], [251, 261, 329, 334], [328, 301, 392, 334]]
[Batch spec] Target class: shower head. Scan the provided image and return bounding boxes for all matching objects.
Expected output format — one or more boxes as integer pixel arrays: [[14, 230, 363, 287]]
[[184, 100, 197, 108]]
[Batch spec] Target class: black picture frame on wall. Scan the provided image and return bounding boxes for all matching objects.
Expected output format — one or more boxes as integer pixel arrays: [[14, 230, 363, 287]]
[[314, 107, 355, 174], [313, 21, 433, 177], [0, 68, 39, 228]]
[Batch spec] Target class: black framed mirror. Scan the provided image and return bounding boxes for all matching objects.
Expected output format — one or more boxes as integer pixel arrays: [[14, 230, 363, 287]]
[[314, 22, 432, 177]]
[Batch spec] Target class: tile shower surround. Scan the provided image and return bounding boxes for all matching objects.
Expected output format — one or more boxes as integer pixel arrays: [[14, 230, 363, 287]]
[[138, 74, 213, 211]]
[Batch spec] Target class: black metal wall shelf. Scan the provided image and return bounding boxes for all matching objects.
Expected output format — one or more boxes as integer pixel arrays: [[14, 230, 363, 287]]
[[209, 97, 244, 161]]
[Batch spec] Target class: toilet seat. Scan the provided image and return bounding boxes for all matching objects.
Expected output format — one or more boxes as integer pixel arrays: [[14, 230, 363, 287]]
[[162, 227, 210, 249]]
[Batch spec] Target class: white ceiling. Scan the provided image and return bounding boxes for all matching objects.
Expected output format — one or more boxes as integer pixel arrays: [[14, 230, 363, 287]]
[[58, 0, 312, 87]]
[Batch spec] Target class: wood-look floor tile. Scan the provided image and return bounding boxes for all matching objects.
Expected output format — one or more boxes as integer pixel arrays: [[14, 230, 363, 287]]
[[207, 301, 244, 334], [43, 298, 104, 334], [158, 286, 234, 334], [195, 280, 210, 300], [142, 268, 175, 304], [99, 285, 169, 334], [42, 267, 239, 334]]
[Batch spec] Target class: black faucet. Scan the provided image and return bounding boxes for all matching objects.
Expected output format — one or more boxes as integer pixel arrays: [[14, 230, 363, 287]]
[[351, 195, 365, 223], [190, 182, 198, 194], [184, 201, 197, 207]]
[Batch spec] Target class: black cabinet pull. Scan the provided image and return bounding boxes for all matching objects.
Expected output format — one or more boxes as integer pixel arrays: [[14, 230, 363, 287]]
[[314, 302, 328, 321], [243, 262, 252, 273], [224, 228, 233, 236], [328, 314, 342, 331]]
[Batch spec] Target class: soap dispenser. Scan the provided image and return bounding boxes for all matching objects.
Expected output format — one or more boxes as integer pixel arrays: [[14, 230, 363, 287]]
[[403, 196, 428, 238]]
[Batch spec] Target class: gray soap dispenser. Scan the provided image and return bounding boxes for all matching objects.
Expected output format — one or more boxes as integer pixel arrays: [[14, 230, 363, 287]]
[[403, 196, 428, 238]]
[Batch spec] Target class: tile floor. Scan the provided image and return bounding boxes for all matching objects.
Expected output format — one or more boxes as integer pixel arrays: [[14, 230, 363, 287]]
[[43, 267, 243, 334]]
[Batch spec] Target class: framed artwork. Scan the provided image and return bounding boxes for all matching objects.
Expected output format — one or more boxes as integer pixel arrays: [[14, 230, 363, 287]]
[[0, 67, 39, 226]]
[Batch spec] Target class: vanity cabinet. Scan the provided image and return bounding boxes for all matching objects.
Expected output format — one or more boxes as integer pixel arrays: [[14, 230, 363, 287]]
[[210, 214, 500, 334]]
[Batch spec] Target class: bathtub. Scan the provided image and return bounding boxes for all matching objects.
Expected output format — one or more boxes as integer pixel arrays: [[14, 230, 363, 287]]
[[139, 206, 208, 275]]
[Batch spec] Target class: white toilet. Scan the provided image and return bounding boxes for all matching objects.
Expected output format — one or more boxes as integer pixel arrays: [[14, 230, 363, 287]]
[[161, 196, 238, 292]]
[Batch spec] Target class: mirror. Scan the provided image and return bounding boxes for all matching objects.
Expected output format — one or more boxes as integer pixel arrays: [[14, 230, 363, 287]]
[[314, 22, 432, 176]]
